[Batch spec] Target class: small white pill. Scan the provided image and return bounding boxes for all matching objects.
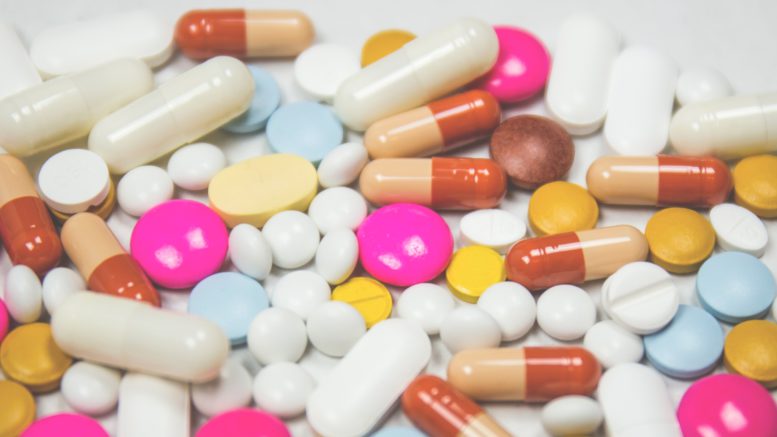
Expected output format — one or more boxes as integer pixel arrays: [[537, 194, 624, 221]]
[[307, 187, 367, 234], [117, 165, 174, 216], [294, 43, 360, 102], [317, 142, 369, 188], [306, 301, 366, 357], [37, 149, 111, 214], [263, 211, 320, 269], [710, 203, 768, 257], [4, 265, 42, 323], [440, 305, 501, 353], [541, 395, 603, 436], [675, 67, 732, 107], [167, 142, 226, 191], [459, 209, 526, 253], [228, 224, 273, 280], [41, 267, 85, 315], [191, 359, 252, 417], [253, 362, 315, 419], [583, 320, 644, 369], [61, 361, 121, 416], [477, 281, 536, 341], [537, 285, 596, 341], [271, 270, 331, 320], [315, 229, 358, 285], [396, 283, 455, 335], [247, 307, 307, 365]]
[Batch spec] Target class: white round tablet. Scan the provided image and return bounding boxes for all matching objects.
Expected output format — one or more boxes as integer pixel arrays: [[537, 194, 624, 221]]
[[317, 142, 369, 188], [601, 261, 679, 335], [167, 142, 226, 191], [4, 265, 42, 323], [315, 229, 358, 285], [37, 149, 110, 214], [710, 203, 768, 257], [583, 320, 644, 369], [676, 67, 732, 106], [41, 267, 85, 315], [396, 283, 455, 335], [271, 270, 331, 320], [537, 285, 596, 341], [247, 307, 307, 365], [307, 187, 367, 235], [306, 300, 366, 357], [477, 281, 536, 341], [440, 305, 501, 354], [191, 359, 253, 417], [228, 224, 273, 280], [117, 165, 174, 217], [459, 209, 527, 253], [262, 211, 320, 269], [541, 395, 603, 436], [253, 362, 315, 419], [61, 361, 121, 416], [294, 43, 360, 102]]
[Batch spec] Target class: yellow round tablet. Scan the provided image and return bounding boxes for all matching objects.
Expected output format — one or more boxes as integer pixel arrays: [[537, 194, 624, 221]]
[[733, 154, 777, 218], [446, 245, 506, 303], [51, 178, 116, 223], [0, 323, 73, 393], [724, 320, 777, 387], [528, 181, 599, 236], [332, 277, 393, 328], [361, 29, 416, 67], [644, 207, 715, 274], [0, 380, 35, 436]]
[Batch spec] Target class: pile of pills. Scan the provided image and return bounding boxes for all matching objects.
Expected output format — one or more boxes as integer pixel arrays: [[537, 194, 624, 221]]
[[0, 5, 776, 437]]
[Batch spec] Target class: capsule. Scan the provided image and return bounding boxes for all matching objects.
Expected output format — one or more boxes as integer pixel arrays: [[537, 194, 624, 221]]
[[447, 347, 601, 402], [61, 213, 160, 307], [0, 155, 62, 276], [0, 20, 41, 99], [364, 90, 501, 158], [506, 225, 648, 291], [89, 56, 253, 174], [359, 157, 507, 210], [174, 9, 314, 60], [335, 18, 498, 131], [586, 155, 732, 207]]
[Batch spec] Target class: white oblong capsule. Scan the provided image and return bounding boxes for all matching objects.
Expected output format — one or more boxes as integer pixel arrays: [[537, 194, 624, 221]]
[[0, 21, 41, 99], [334, 18, 498, 131], [604, 46, 678, 155], [89, 56, 254, 174], [118, 373, 190, 437], [51, 292, 229, 383], [306, 319, 431, 437], [545, 14, 621, 135], [0, 58, 153, 158]]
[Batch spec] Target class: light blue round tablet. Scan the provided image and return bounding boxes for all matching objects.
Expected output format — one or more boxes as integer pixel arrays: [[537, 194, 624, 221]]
[[370, 427, 427, 437], [266, 101, 343, 162], [188, 272, 269, 345], [643, 304, 723, 379], [222, 66, 281, 134], [696, 252, 776, 323]]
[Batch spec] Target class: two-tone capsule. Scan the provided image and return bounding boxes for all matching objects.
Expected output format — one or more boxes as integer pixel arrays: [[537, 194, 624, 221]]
[[364, 90, 501, 158], [359, 157, 507, 210], [587, 155, 732, 207], [505, 225, 648, 291]]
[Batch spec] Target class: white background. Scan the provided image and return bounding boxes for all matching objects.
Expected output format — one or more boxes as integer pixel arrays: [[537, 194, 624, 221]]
[[1, 0, 777, 436]]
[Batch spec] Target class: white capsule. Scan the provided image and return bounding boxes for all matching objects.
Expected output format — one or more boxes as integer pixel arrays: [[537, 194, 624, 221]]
[[41, 267, 85, 315], [307, 187, 367, 234], [396, 283, 455, 335], [271, 270, 331, 320], [315, 229, 359, 285], [247, 307, 307, 365], [191, 359, 253, 417], [440, 305, 502, 353], [118, 373, 190, 437], [228, 224, 273, 281], [317, 142, 369, 188], [61, 361, 121, 416], [253, 362, 316, 419], [306, 301, 366, 357], [4, 265, 42, 323], [167, 143, 226, 191], [117, 165, 174, 217], [0, 21, 41, 99]]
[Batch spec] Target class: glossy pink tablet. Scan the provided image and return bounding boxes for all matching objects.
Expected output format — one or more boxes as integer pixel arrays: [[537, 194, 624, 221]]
[[357, 203, 453, 287], [195, 408, 290, 437], [21, 413, 109, 437], [130, 199, 228, 289], [0, 299, 8, 343]]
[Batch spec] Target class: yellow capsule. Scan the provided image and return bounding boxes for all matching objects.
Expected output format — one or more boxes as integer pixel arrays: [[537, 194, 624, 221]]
[[0, 380, 35, 437], [733, 154, 777, 218], [360, 29, 416, 67], [528, 181, 599, 236], [0, 323, 72, 393], [724, 320, 777, 387], [644, 207, 715, 274], [446, 245, 505, 303], [332, 277, 393, 328]]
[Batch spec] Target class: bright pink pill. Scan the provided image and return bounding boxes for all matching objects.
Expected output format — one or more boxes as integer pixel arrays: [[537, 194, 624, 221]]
[[474, 26, 550, 103], [196, 408, 290, 437], [677, 374, 777, 437], [131, 199, 228, 289], [21, 413, 109, 437], [0, 298, 8, 343], [357, 203, 453, 287]]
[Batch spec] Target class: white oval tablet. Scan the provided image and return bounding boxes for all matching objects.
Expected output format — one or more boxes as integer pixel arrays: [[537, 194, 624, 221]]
[[541, 395, 603, 436], [396, 283, 456, 335], [306, 301, 366, 357], [37, 149, 111, 214], [0, 21, 41, 99], [263, 211, 320, 269], [307, 187, 367, 234], [315, 229, 359, 285], [440, 305, 502, 353], [117, 165, 174, 217], [118, 373, 190, 437], [459, 209, 526, 253], [317, 142, 369, 188], [271, 270, 331, 320], [191, 359, 252, 417], [253, 362, 315, 419], [228, 224, 273, 281], [247, 307, 307, 364], [167, 142, 226, 191], [61, 361, 121, 416], [477, 281, 536, 341], [4, 264, 42, 323], [41, 267, 85, 315], [709, 203, 768, 257], [294, 44, 360, 102], [583, 320, 644, 369], [537, 284, 596, 341], [676, 67, 732, 107]]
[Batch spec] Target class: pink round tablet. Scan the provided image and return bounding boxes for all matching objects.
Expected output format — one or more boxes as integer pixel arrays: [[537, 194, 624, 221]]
[[0, 299, 8, 343], [677, 374, 777, 437], [196, 408, 290, 437], [357, 203, 453, 287], [21, 413, 109, 437], [474, 26, 550, 103], [131, 199, 228, 289]]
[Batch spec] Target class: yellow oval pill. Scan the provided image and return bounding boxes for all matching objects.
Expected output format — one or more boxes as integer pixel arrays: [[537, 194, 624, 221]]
[[332, 277, 392, 328], [446, 245, 506, 303], [733, 154, 777, 218], [0, 323, 72, 393], [724, 320, 777, 387], [0, 380, 35, 436], [360, 29, 416, 67], [644, 207, 715, 274], [528, 181, 599, 236], [208, 154, 317, 228]]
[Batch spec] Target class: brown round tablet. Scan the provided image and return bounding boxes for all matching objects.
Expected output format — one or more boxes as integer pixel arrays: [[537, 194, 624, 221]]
[[489, 115, 574, 189]]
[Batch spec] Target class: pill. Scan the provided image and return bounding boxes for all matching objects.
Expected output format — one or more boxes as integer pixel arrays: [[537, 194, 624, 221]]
[[733, 154, 777, 217], [167, 143, 227, 191], [118, 373, 190, 437], [360, 157, 507, 209], [89, 56, 253, 174], [477, 281, 536, 341], [306, 301, 366, 357], [307, 319, 431, 437], [604, 46, 678, 155], [0, 21, 41, 99], [0, 300, 7, 343], [271, 271, 331, 320], [222, 66, 281, 133], [41, 268, 84, 316], [364, 90, 501, 158], [61, 361, 121, 416], [709, 203, 768, 257], [445, 245, 506, 303], [4, 265, 43, 323], [583, 321, 644, 369], [459, 209, 526, 253], [0, 155, 62, 275], [403, 374, 511, 437], [209, 153, 318, 228], [263, 210, 320, 269], [267, 102, 344, 162], [0, 380, 35, 436], [645, 207, 715, 273], [21, 413, 108, 437], [335, 18, 498, 131], [117, 165, 174, 217], [307, 187, 367, 234], [361, 29, 415, 67], [396, 283, 455, 336], [0, 323, 72, 393], [545, 14, 620, 135], [228, 224, 273, 281], [332, 277, 393, 328], [51, 179, 116, 224], [0, 59, 153, 158], [489, 115, 575, 189], [315, 229, 358, 286], [196, 408, 290, 437], [670, 92, 777, 159], [505, 225, 648, 291], [675, 67, 732, 106], [37, 149, 111, 218], [529, 181, 599, 236], [317, 142, 369, 188], [175, 9, 314, 59], [192, 359, 252, 417], [294, 43, 360, 102], [370, 427, 426, 437], [30, 9, 172, 77], [447, 347, 601, 401], [52, 292, 229, 382], [247, 307, 307, 365], [541, 395, 603, 437], [597, 363, 682, 437], [440, 306, 502, 353], [537, 285, 596, 341], [724, 320, 777, 387], [253, 362, 316, 419]]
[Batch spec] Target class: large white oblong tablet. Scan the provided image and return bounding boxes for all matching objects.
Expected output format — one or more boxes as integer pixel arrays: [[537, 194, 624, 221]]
[[604, 46, 678, 155], [306, 318, 431, 437], [118, 373, 190, 437], [709, 203, 768, 257], [0, 21, 41, 99], [30, 10, 173, 78], [459, 209, 526, 253], [545, 14, 621, 135]]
